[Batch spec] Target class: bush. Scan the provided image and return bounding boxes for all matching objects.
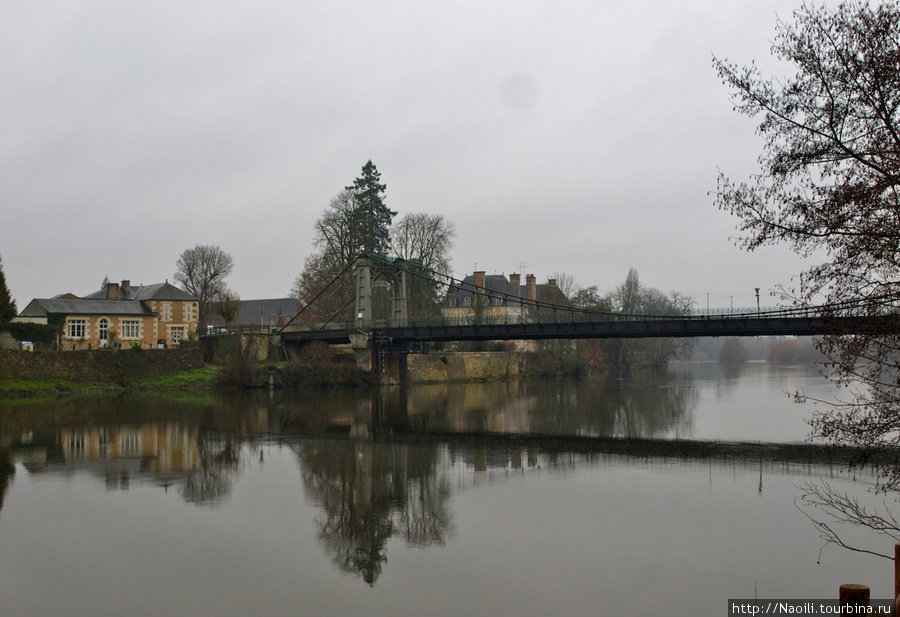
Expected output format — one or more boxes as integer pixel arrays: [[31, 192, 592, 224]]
[[282, 342, 371, 389], [7, 322, 60, 350], [216, 335, 261, 388]]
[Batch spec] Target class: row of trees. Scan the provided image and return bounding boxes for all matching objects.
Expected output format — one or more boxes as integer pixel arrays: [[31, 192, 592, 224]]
[[290, 160, 456, 321], [535, 268, 694, 374]]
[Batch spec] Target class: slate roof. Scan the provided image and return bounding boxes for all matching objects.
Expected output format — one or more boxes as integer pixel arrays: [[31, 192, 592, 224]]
[[20, 298, 154, 317], [207, 298, 300, 328], [20, 281, 198, 318], [82, 282, 196, 302], [446, 274, 519, 305], [519, 283, 570, 306]]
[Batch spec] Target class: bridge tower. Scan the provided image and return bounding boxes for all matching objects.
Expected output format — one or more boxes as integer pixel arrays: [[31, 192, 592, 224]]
[[351, 256, 410, 383], [354, 256, 408, 326]]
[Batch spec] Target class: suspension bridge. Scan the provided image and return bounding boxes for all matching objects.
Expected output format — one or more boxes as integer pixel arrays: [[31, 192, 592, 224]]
[[269, 255, 895, 381]]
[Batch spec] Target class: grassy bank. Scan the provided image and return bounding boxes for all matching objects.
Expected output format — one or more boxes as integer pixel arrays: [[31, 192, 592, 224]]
[[0, 365, 221, 398]]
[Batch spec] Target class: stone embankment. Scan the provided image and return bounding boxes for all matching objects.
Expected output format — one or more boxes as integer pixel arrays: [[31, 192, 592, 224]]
[[406, 352, 520, 383], [0, 347, 204, 384]]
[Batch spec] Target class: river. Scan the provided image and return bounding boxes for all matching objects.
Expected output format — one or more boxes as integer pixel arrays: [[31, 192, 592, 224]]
[[0, 361, 894, 616]]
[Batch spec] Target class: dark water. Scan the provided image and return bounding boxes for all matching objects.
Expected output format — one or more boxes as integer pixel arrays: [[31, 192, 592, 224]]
[[0, 362, 892, 616]]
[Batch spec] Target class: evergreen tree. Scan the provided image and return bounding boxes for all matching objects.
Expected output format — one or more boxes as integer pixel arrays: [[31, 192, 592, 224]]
[[0, 255, 17, 329], [345, 160, 396, 256]]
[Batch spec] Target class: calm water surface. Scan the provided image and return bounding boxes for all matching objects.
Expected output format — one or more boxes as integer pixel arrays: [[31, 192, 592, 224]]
[[0, 362, 892, 616]]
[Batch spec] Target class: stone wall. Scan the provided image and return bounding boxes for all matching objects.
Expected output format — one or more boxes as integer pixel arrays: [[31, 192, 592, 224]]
[[407, 352, 520, 383], [0, 332, 16, 351], [0, 347, 204, 383]]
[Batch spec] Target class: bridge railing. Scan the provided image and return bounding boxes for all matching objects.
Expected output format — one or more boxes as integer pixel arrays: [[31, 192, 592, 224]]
[[277, 304, 843, 334]]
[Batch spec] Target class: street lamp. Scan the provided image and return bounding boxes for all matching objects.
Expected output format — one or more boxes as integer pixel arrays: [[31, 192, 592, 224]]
[[755, 288, 760, 316]]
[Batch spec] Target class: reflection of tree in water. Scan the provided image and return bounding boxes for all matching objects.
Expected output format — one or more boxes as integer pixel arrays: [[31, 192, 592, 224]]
[[180, 432, 243, 506], [606, 370, 696, 438], [0, 449, 13, 515], [297, 440, 451, 585]]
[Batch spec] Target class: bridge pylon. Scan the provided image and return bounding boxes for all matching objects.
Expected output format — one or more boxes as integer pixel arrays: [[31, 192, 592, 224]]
[[354, 256, 408, 327]]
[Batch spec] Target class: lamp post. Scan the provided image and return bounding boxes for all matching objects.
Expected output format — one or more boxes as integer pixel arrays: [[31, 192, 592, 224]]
[[755, 288, 760, 316]]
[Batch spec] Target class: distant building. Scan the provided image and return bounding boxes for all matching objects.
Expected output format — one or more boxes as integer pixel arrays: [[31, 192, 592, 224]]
[[442, 271, 569, 324], [206, 297, 300, 332], [18, 279, 199, 350]]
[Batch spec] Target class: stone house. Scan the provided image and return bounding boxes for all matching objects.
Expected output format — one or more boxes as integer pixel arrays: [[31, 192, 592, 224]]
[[19, 280, 199, 350], [443, 271, 568, 324]]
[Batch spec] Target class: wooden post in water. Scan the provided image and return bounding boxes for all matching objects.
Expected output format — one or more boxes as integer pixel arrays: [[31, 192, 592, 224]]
[[893, 543, 900, 615], [839, 584, 869, 609], [895, 543, 900, 599]]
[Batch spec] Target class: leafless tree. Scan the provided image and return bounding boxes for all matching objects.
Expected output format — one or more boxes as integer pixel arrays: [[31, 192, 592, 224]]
[[212, 287, 241, 328], [391, 212, 455, 276], [391, 213, 456, 316], [714, 1, 900, 486], [604, 268, 694, 369], [314, 190, 365, 267], [548, 271, 578, 302], [796, 481, 900, 562], [290, 190, 378, 322], [290, 250, 354, 321], [174, 244, 234, 335]]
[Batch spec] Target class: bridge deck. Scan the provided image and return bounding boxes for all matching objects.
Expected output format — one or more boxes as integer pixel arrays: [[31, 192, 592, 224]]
[[280, 314, 884, 347]]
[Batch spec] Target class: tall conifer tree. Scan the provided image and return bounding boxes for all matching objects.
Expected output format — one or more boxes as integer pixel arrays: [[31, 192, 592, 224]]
[[0, 255, 17, 329], [345, 160, 396, 256]]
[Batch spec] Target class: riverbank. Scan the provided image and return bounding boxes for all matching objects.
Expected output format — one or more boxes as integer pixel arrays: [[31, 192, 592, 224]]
[[0, 347, 581, 398], [0, 366, 221, 398]]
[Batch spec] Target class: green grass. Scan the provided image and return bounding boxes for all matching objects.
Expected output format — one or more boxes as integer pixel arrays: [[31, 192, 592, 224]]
[[0, 365, 220, 399], [0, 378, 123, 397], [135, 366, 220, 391]]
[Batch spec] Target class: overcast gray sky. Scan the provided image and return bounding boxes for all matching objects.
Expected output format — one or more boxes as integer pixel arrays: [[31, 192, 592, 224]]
[[2, 0, 812, 311]]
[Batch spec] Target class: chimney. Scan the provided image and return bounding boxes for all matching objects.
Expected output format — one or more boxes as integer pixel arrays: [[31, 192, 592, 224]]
[[548, 278, 557, 289], [121, 280, 131, 296], [525, 274, 536, 302], [508, 273, 520, 296], [473, 271, 485, 291], [106, 282, 120, 299]]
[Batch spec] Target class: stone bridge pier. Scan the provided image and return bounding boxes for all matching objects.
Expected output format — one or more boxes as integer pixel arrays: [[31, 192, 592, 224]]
[[349, 331, 408, 385]]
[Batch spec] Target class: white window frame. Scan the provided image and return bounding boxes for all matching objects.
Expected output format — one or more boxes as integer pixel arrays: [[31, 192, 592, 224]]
[[162, 302, 172, 322], [170, 326, 185, 343], [121, 320, 141, 339], [98, 318, 110, 346], [66, 319, 86, 339]]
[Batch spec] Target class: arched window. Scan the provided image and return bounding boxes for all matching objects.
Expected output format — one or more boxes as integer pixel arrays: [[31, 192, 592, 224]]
[[98, 318, 109, 346]]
